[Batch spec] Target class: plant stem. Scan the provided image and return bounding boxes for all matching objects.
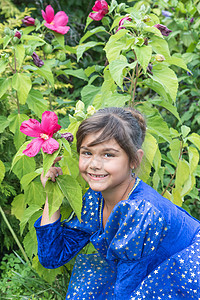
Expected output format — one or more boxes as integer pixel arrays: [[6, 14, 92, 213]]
[[0, 205, 30, 265]]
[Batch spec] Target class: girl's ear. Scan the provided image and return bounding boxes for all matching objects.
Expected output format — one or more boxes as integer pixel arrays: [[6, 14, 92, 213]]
[[137, 149, 144, 165], [130, 149, 144, 169]]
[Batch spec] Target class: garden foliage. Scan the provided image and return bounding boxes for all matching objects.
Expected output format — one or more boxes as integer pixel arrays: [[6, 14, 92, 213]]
[[0, 0, 200, 293]]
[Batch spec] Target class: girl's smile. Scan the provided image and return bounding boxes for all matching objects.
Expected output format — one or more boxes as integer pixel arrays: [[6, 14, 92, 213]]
[[79, 133, 135, 203]]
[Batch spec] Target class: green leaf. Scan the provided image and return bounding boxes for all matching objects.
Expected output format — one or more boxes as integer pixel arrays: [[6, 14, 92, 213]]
[[22, 34, 46, 44], [57, 175, 82, 221], [77, 41, 104, 62], [20, 205, 41, 235], [3, 36, 12, 48], [170, 139, 181, 164], [148, 97, 181, 121], [175, 160, 190, 189], [0, 60, 9, 73], [11, 141, 30, 171], [181, 125, 191, 138], [0, 115, 10, 133], [134, 45, 152, 73], [0, 160, 5, 184], [11, 194, 26, 221], [23, 231, 37, 259], [42, 139, 62, 176], [45, 181, 64, 217], [167, 56, 189, 72], [26, 89, 48, 118], [150, 36, 170, 59], [14, 44, 25, 70], [61, 139, 72, 156], [104, 91, 130, 107], [12, 155, 36, 180], [80, 26, 106, 44], [24, 181, 46, 206], [8, 113, 29, 149], [188, 146, 199, 174], [147, 115, 172, 143], [35, 61, 54, 86], [187, 133, 200, 150], [12, 73, 32, 104], [81, 85, 101, 108], [150, 65, 178, 103], [53, 32, 65, 49], [181, 175, 196, 197], [20, 171, 40, 190], [0, 78, 11, 98], [109, 58, 128, 89], [61, 69, 88, 81], [172, 189, 182, 206], [144, 77, 172, 103]]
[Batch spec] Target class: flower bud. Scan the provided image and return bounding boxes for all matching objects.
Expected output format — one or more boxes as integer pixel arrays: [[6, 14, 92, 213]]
[[43, 44, 53, 54], [154, 24, 172, 36], [14, 31, 21, 39], [56, 51, 66, 62], [87, 105, 96, 116], [22, 16, 35, 26], [61, 132, 74, 143], [32, 52, 44, 67], [155, 54, 165, 62], [13, 37, 20, 44]]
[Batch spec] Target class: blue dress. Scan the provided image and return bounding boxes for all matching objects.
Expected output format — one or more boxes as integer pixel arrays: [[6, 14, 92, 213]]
[[34, 178, 200, 299]]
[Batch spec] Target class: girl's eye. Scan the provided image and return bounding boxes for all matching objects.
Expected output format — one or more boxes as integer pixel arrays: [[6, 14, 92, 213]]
[[104, 153, 114, 158], [82, 151, 92, 156]]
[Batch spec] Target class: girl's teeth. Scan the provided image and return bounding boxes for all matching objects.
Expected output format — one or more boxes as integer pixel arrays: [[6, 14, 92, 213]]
[[92, 174, 105, 178]]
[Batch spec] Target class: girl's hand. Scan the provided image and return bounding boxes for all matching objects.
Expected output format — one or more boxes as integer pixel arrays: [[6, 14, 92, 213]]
[[41, 156, 63, 188]]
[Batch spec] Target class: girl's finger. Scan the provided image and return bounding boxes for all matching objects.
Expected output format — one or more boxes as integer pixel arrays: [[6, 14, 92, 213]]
[[52, 156, 63, 167]]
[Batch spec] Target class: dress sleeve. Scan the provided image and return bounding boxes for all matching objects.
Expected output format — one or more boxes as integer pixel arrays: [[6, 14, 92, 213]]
[[104, 199, 169, 296], [34, 215, 91, 269]]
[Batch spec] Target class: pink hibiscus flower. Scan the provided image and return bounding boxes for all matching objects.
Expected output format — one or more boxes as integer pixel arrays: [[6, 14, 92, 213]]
[[20, 111, 61, 157], [42, 5, 70, 35], [89, 0, 109, 21]]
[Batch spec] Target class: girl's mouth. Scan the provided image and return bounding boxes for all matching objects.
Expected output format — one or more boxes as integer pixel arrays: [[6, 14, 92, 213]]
[[88, 173, 108, 179]]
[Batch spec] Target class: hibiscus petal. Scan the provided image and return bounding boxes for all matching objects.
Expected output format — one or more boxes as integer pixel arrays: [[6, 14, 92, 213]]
[[42, 138, 60, 154], [23, 138, 44, 157], [53, 25, 70, 35], [92, 1, 103, 11], [41, 111, 61, 136], [54, 11, 68, 26], [20, 119, 43, 137], [44, 5, 54, 23], [89, 11, 105, 21]]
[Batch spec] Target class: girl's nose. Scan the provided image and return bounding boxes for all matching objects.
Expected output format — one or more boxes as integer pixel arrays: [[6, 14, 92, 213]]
[[89, 156, 102, 170]]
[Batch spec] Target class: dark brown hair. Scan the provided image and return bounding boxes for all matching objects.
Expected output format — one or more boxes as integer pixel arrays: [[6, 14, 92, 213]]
[[76, 107, 146, 167]]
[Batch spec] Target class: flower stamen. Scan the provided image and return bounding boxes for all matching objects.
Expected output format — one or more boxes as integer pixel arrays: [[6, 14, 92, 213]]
[[40, 133, 49, 140]]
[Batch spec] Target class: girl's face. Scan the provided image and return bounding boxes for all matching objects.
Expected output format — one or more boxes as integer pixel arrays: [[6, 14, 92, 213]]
[[79, 133, 134, 197]]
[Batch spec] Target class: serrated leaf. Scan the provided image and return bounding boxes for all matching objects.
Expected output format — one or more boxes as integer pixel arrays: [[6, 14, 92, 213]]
[[109, 58, 128, 89], [12, 73, 32, 104], [11, 141, 31, 170], [187, 133, 200, 150], [104, 91, 130, 107], [80, 26, 106, 44], [12, 155, 36, 180], [26, 89, 48, 118], [45, 181, 64, 217], [14, 44, 25, 70], [150, 36, 170, 59], [170, 139, 181, 164], [148, 98, 181, 121], [35, 61, 54, 86], [23, 231, 37, 259], [77, 41, 104, 62], [134, 45, 152, 73], [20, 171, 41, 190], [61, 69, 88, 81], [20, 205, 41, 235], [147, 115, 172, 143], [24, 181, 46, 206], [57, 175, 82, 221], [53, 31, 65, 49], [81, 85, 101, 108], [0, 78, 11, 98], [8, 113, 29, 149], [11, 194, 26, 220]]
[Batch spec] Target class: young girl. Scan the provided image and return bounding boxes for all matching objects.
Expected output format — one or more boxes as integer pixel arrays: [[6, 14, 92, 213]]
[[35, 107, 200, 299]]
